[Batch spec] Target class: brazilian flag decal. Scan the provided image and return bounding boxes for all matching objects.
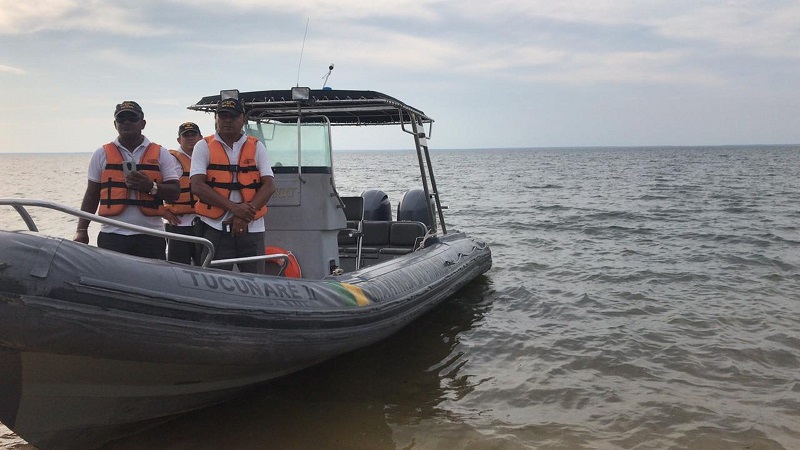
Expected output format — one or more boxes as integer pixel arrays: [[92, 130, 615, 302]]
[[328, 282, 370, 306]]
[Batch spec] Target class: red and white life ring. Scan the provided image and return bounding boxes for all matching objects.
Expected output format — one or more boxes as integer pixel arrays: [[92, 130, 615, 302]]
[[264, 246, 302, 278]]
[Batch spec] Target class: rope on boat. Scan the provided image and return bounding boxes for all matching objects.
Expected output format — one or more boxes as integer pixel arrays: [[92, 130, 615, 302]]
[[444, 242, 489, 266], [417, 229, 438, 251]]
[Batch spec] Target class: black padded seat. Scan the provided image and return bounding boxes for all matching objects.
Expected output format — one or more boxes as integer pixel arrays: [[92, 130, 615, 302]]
[[361, 221, 391, 249], [338, 197, 365, 270], [380, 221, 427, 256], [338, 220, 360, 246]]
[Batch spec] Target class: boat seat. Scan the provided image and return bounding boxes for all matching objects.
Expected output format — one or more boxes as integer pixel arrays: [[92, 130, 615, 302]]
[[339, 220, 427, 270], [339, 220, 390, 269], [337, 196, 364, 269], [360, 220, 391, 253], [379, 221, 427, 256], [338, 255, 357, 272], [337, 220, 360, 246]]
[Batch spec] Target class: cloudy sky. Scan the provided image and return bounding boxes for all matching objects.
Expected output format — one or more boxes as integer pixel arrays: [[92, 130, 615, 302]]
[[1, 0, 800, 153]]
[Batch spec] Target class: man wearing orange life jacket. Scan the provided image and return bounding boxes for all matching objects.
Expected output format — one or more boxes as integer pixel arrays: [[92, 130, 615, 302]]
[[73, 101, 181, 259], [163, 122, 203, 265], [190, 98, 276, 273]]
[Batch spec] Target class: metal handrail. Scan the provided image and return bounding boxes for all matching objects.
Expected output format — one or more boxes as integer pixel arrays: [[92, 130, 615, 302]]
[[0, 198, 218, 267], [0, 198, 296, 276], [210, 253, 290, 276], [1, 198, 295, 272]]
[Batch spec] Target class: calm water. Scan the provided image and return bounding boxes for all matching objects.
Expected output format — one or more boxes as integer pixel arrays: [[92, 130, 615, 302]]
[[1, 146, 799, 449]]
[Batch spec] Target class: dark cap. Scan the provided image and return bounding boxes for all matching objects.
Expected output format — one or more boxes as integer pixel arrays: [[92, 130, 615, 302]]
[[216, 98, 244, 115], [178, 122, 201, 136], [114, 101, 143, 118]]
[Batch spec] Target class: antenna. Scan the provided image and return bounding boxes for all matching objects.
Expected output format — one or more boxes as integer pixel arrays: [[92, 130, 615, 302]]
[[322, 63, 334, 89], [296, 18, 310, 87]]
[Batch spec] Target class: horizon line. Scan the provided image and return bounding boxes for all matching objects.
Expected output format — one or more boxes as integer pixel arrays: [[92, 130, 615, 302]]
[[1, 143, 799, 156]]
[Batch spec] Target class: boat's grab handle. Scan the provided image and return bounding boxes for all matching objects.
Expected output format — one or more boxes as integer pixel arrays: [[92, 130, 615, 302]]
[[0, 198, 220, 266], [1, 198, 293, 272], [209, 253, 290, 276]]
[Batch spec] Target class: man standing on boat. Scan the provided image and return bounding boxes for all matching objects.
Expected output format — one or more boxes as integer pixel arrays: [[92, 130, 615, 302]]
[[73, 101, 181, 259], [190, 98, 275, 273], [163, 122, 203, 265]]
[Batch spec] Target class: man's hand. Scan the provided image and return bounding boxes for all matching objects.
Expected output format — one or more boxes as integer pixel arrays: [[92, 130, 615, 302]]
[[231, 216, 250, 237], [73, 229, 89, 244], [229, 202, 256, 221], [125, 171, 154, 192], [163, 210, 180, 226]]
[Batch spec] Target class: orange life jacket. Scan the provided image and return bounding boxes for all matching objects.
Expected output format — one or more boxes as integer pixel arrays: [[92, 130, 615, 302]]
[[195, 135, 267, 220], [164, 150, 196, 215], [99, 142, 164, 216]]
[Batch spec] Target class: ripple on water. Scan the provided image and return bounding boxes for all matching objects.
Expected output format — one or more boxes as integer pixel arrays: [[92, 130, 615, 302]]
[[4, 148, 800, 449]]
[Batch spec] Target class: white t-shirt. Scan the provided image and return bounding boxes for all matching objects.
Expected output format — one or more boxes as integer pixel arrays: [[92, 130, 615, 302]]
[[88, 136, 182, 235], [189, 133, 274, 232], [164, 148, 199, 228]]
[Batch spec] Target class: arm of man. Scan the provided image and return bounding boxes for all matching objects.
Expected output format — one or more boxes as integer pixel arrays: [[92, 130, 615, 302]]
[[249, 175, 276, 210], [156, 180, 180, 202], [190, 174, 255, 221], [155, 146, 183, 202], [189, 138, 255, 223], [125, 172, 180, 202], [247, 141, 276, 210], [74, 180, 101, 243], [124, 147, 181, 202], [232, 175, 275, 234]]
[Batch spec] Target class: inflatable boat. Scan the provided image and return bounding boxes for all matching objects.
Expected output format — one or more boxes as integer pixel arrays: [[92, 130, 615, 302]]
[[0, 87, 491, 449]]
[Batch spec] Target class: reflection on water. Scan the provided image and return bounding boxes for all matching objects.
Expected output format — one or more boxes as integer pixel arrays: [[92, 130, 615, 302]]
[[103, 278, 493, 450]]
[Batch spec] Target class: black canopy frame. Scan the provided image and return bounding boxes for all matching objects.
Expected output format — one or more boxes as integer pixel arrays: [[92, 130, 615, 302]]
[[187, 89, 434, 127]]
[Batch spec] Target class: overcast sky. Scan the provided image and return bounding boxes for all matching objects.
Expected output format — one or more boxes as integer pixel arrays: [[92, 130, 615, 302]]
[[2, 0, 800, 153]]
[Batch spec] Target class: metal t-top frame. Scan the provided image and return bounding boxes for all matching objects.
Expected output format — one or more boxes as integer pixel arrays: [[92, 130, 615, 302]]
[[188, 88, 447, 234]]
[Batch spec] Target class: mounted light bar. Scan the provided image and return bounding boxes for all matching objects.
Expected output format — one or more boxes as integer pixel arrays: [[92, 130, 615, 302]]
[[291, 87, 311, 101], [220, 89, 240, 100]]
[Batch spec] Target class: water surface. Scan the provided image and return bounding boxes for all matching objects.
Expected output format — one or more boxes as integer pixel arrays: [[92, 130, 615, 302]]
[[1, 146, 798, 449]]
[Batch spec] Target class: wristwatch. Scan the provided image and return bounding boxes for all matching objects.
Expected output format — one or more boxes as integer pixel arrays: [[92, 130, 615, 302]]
[[148, 182, 158, 196]]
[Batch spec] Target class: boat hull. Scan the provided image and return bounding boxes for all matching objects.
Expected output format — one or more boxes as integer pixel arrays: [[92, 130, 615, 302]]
[[0, 230, 491, 449]]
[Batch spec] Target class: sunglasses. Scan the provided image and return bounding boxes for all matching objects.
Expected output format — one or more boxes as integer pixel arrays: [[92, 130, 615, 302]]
[[116, 114, 142, 124]]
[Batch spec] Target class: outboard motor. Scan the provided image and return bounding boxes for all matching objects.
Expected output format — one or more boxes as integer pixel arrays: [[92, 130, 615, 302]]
[[397, 188, 435, 229], [361, 189, 392, 221]]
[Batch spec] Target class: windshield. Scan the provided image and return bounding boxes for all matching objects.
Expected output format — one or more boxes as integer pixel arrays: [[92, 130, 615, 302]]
[[245, 121, 332, 169]]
